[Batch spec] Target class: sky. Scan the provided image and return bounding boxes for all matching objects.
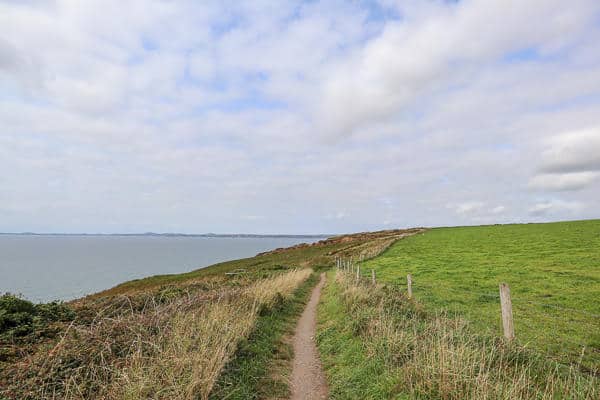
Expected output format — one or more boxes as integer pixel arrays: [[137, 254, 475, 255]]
[[1, 0, 600, 234]]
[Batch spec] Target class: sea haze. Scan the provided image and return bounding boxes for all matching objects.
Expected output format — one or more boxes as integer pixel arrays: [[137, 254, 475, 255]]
[[0, 234, 323, 302]]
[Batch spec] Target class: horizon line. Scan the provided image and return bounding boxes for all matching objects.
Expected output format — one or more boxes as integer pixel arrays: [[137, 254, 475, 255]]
[[0, 232, 333, 237], [2, 217, 600, 237]]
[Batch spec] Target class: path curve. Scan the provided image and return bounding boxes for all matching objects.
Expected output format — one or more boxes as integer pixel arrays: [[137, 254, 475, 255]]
[[290, 273, 328, 400]]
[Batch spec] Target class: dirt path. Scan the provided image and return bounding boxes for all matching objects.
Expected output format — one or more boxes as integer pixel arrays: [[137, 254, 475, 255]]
[[290, 273, 328, 400]]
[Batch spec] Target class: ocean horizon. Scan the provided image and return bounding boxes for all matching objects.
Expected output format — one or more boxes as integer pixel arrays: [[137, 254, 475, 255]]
[[0, 234, 323, 302]]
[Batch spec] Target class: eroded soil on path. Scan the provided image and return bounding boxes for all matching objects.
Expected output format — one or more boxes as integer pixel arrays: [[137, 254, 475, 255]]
[[289, 273, 328, 400]]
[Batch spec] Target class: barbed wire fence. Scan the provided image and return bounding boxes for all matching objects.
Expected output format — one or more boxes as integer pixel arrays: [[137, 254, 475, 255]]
[[333, 255, 599, 372]]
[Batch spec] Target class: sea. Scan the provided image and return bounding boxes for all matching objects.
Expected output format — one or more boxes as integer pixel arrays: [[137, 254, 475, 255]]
[[0, 234, 323, 302]]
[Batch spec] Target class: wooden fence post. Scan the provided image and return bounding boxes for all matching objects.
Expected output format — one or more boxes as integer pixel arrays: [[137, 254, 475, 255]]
[[371, 269, 376, 285], [499, 283, 515, 341], [407, 274, 413, 299], [356, 265, 360, 280]]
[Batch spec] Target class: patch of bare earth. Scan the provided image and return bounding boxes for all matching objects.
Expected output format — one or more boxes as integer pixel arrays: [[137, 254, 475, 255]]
[[289, 273, 328, 400]]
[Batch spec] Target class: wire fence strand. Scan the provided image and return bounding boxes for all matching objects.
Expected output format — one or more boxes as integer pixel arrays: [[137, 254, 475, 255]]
[[337, 263, 599, 326]]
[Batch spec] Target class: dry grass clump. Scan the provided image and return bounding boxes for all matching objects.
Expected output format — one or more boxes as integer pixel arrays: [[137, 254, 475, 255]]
[[114, 300, 256, 400], [333, 271, 598, 399], [1, 269, 311, 400], [115, 268, 312, 400], [250, 268, 313, 307]]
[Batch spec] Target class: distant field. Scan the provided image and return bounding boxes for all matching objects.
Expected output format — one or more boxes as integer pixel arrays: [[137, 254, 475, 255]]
[[362, 220, 600, 369]]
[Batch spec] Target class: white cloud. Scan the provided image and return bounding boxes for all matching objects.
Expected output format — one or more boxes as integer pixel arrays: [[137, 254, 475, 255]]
[[325, 211, 348, 220], [491, 206, 506, 214], [242, 215, 264, 221], [529, 127, 600, 192], [539, 128, 600, 174], [0, 1, 600, 233], [529, 171, 599, 191], [316, 0, 598, 137], [448, 203, 509, 223], [453, 201, 485, 215], [528, 200, 583, 217]]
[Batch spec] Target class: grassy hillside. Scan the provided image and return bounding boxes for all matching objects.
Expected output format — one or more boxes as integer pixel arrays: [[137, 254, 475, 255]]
[[1, 229, 415, 399], [3, 223, 598, 399], [360, 220, 600, 369], [89, 228, 418, 298]]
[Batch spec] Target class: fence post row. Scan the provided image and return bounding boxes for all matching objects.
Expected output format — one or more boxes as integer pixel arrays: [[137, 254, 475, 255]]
[[499, 283, 515, 341], [339, 260, 518, 343]]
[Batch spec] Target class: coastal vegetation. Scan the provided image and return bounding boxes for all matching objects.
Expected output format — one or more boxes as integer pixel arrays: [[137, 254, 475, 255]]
[[1, 223, 599, 399], [0, 294, 75, 342], [1, 229, 414, 399], [1, 268, 312, 399]]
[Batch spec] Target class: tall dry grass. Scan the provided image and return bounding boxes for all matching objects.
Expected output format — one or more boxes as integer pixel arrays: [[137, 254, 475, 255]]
[[333, 270, 598, 399], [114, 268, 312, 400], [2, 269, 312, 400]]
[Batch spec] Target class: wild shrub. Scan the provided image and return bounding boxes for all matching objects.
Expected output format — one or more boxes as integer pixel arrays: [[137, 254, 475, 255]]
[[0, 294, 75, 340]]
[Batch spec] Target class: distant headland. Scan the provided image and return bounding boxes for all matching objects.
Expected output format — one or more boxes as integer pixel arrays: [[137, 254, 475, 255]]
[[0, 232, 331, 239]]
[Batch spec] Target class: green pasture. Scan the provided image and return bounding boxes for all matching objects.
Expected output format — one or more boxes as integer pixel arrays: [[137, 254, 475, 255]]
[[361, 220, 600, 369]]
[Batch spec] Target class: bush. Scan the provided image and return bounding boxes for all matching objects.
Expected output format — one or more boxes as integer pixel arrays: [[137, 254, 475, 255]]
[[0, 293, 75, 339], [0, 294, 36, 337], [36, 300, 76, 322]]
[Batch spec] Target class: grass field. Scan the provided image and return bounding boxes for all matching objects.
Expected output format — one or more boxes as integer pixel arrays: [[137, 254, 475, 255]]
[[360, 220, 600, 369], [317, 270, 598, 399]]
